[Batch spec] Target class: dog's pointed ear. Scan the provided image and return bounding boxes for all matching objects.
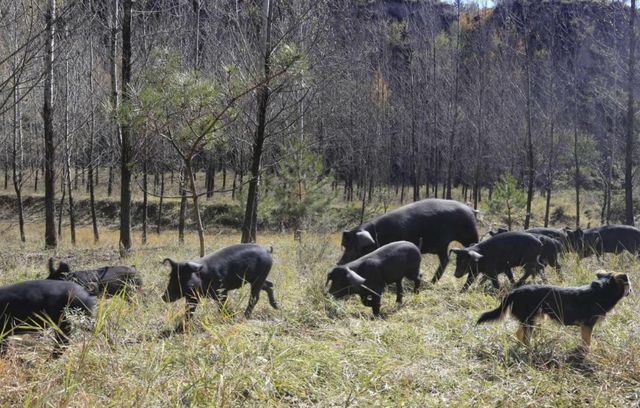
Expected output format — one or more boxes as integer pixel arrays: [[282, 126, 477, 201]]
[[345, 267, 366, 288], [468, 250, 483, 262], [595, 270, 611, 279]]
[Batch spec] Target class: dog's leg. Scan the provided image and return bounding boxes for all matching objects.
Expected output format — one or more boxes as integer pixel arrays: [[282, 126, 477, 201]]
[[516, 323, 533, 347], [581, 325, 593, 350], [522, 325, 532, 347]]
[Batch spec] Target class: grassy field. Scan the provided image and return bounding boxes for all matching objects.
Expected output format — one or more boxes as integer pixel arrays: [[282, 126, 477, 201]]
[[0, 220, 638, 407]]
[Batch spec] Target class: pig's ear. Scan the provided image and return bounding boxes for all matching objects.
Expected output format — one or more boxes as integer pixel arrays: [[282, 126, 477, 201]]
[[163, 258, 176, 271], [355, 230, 375, 250], [345, 267, 366, 288], [468, 250, 483, 262], [341, 231, 351, 248], [187, 262, 204, 273]]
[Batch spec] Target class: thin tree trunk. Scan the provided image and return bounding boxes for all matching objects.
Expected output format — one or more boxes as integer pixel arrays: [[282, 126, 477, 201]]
[[87, 29, 99, 243], [142, 158, 148, 244], [157, 171, 164, 234], [523, 3, 534, 230], [186, 159, 205, 256], [43, 0, 57, 249], [108, 0, 119, 200], [222, 162, 227, 190], [12, 74, 25, 243], [625, 0, 637, 226], [11, 3, 25, 243], [178, 168, 187, 243], [445, 1, 462, 200], [64, 40, 76, 246], [58, 168, 66, 238], [119, 0, 133, 253], [573, 61, 581, 228], [544, 187, 551, 228], [241, 0, 272, 244]]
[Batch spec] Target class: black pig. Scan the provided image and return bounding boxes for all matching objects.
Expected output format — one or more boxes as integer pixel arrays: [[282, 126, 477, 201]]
[[327, 241, 421, 316], [339, 198, 478, 284], [162, 244, 278, 329], [48, 258, 142, 299], [452, 231, 544, 291], [0, 280, 95, 352]]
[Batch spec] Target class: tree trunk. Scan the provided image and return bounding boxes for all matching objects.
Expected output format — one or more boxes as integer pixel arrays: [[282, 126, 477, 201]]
[[222, 162, 227, 190], [625, 0, 636, 226], [12, 67, 25, 242], [241, 0, 273, 244], [43, 0, 57, 249], [58, 169, 66, 238], [157, 171, 164, 234], [573, 63, 581, 228], [445, 1, 462, 200], [186, 159, 205, 256], [88, 35, 99, 243], [142, 158, 148, 245], [544, 187, 552, 228], [119, 0, 133, 254], [63, 43, 76, 246], [523, 3, 534, 230], [178, 168, 187, 243], [108, 0, 119, 200]]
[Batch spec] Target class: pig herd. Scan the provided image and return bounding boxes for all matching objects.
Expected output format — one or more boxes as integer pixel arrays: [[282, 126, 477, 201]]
[[0, 198, 638, 354]]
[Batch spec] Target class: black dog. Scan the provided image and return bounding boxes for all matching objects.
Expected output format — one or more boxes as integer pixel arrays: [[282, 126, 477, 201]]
[[477, 271, 631, 349], [48, 258, 142, 299], [0, 280, 95, 352]]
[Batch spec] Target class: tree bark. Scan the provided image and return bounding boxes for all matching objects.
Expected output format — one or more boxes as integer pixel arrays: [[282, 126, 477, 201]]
[[63, 39, 76, 246], [178, 168, 187, 243], [12, 70, 25, 243], [573, 62, 581, 228], [108, 0, 120, 200], [186, 159, 205, 256], [157, 171, 164, 234], [88, 31, 99, 243], [142, 157, 148, 245], [241, 0, 273, 244], [625, 0, 637, 226], [43, 0, 57, 249], [523, 2, 534, 230], [119, 0, 133, 253]]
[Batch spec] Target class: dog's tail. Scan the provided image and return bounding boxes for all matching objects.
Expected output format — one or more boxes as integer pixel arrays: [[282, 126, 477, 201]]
[[477, 293, 514, 324]]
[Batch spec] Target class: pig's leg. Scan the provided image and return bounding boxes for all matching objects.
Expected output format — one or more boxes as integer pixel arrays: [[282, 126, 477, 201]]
[[461, 272, 478, 292], [431, 250, 449, 284], [371, 295, 382, 317], [395, 280, 403, 304], [244, 283, 263, 318], [262, 280, 279, 310]]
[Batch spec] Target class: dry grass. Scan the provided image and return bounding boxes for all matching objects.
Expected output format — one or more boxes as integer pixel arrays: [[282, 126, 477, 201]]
[[0, 186, 636, 406], [0, 219, 638, 407]]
